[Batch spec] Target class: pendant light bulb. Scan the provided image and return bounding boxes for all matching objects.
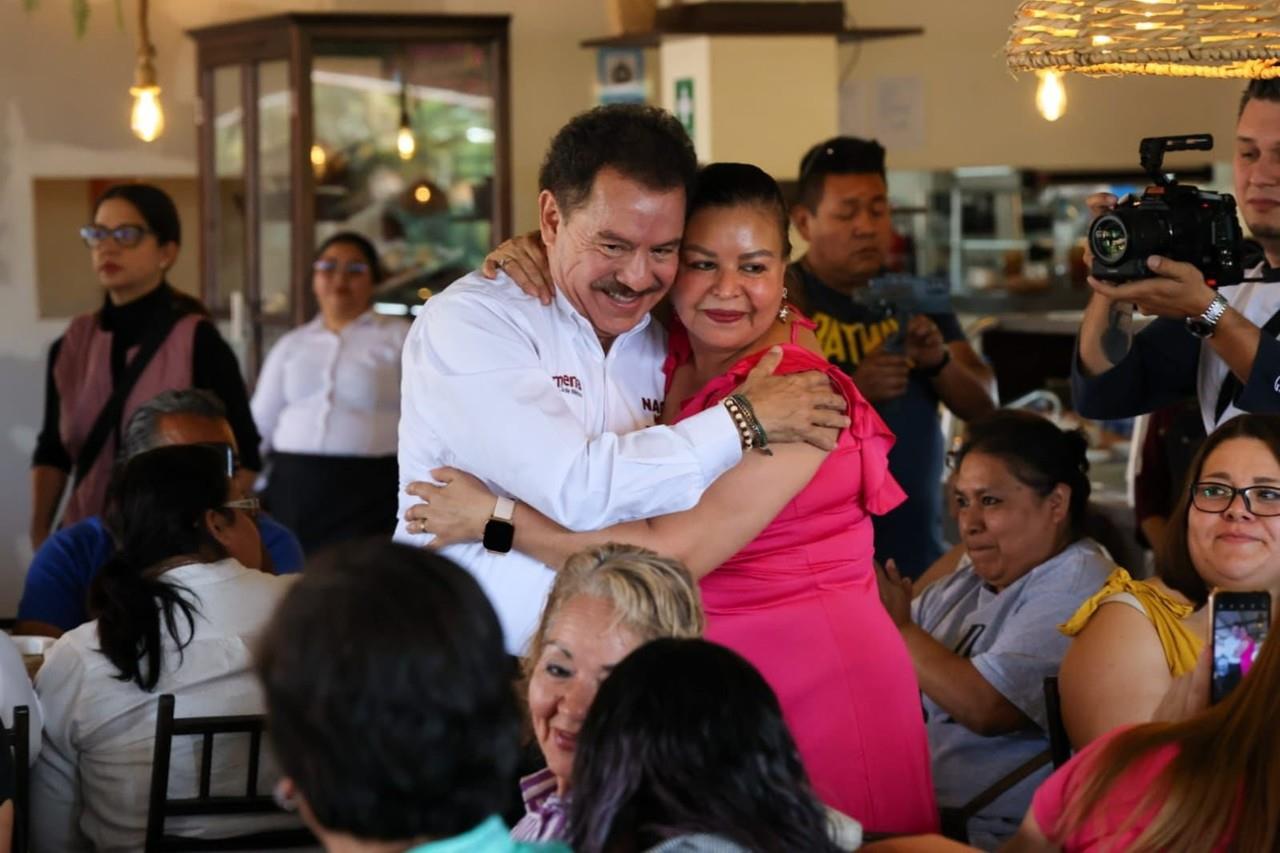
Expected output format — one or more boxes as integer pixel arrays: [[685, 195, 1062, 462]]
[[130, 85, 165, 142], [1035, 70, 1066, 122], [397, 119, 416, 160], [129, 0, 163, 142]]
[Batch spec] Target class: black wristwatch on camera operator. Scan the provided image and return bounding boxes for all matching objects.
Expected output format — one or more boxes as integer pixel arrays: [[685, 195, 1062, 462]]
[[483, 497, 516, 554]]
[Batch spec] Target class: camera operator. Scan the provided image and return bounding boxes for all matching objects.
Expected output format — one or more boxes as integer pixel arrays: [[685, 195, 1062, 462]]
[[1075, 80, 1280, 430]]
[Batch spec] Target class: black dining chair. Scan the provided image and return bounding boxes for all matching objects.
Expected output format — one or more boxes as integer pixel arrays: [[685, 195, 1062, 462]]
[[3, 705, 31, 853], [144, 694, 314, 852], [1044, 676, 1073, 769]]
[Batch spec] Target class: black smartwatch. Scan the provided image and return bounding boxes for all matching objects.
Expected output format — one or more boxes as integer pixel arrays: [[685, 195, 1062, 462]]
[[483, 497, 516, 554]]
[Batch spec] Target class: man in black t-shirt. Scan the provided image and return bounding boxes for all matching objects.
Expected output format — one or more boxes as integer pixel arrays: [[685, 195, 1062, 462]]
[[791, 137, 997, 577]]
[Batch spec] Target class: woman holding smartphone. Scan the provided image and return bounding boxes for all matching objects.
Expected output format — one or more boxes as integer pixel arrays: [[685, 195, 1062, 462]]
[[1059, 413, 1280, 747]]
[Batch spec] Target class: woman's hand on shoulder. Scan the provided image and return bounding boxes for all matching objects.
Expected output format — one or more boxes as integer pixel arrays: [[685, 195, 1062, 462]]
[[404, 468, 498, 547], [481, 231, 553, 305], [1058, 601, 1173, 748]]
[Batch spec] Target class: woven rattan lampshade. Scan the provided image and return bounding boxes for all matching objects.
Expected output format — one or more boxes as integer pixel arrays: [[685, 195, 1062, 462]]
[[1006, 1, 1280, 78]]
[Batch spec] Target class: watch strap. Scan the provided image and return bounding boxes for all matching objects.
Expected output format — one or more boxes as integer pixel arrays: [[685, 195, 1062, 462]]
[[492, 496, 516, 522], [915, 348, 952, 378], [1186, 294, 1229, 338]]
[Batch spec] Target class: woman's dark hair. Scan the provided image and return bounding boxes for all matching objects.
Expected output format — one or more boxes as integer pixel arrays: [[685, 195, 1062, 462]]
[[569, 638, 840, 853], [688, 162, 792, 258], [315, 230, 385, 283], [93, 183, 181, 247], [1159, 414, 1280, 606], [952, 410, 1092, 537], [89, 444, 234, 690], [256, 541, 520, 841], [539, 104, 697, 218]]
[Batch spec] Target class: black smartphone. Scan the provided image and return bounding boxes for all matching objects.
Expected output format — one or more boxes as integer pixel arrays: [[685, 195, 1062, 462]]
[[1210, 590, 1271, 704]]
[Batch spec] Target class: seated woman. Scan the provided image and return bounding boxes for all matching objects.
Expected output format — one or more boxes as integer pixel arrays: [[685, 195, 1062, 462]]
[[511, 544, 705, 843], [1009, 615, 1280, 851], [876, 411, 1115, 847], [257, 541, 567, 852], [31, 444, 297, 852], [1059, 413, 1280, 748], [570, 638, 847, 853]]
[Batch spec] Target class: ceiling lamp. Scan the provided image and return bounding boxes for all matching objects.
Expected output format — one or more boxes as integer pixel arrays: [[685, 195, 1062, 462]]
[[129, 0, 164, 142], [1006, 1, 1280, 79]]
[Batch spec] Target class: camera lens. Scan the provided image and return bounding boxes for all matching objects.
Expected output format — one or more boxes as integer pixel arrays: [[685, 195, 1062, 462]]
[[1091, 215, 1130, 264]]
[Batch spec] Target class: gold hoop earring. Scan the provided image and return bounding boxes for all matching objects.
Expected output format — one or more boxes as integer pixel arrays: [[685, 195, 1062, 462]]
[[778, 287, 791, 323]]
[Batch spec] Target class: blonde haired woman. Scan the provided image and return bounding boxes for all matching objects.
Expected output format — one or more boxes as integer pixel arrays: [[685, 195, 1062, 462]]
[[513, 543, 704, 843]]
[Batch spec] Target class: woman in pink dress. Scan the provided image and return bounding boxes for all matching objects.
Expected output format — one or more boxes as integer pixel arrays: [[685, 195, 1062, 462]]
[[410, 163, 937, 834]]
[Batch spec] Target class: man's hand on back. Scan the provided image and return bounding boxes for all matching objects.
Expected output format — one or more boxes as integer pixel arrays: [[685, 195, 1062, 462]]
[[736, 348, 849, 451]]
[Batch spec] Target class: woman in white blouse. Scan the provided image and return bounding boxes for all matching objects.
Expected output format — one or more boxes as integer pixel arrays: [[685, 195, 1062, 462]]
[[31, 443, 297, 853], [251, 232, 409, 553]]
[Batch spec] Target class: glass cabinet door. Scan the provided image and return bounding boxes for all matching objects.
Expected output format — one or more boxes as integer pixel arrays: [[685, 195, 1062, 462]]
[[311, 39, 501, 308]]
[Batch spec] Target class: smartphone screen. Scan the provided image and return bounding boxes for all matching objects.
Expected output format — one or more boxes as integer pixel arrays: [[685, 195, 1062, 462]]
[[1210, 591, 1271, 704]]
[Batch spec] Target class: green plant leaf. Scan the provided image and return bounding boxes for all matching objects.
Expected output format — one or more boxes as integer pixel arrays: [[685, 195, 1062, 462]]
[[71, 0, 88, 37], [22, 0, 39, 11], [115, 0, 124, 30]]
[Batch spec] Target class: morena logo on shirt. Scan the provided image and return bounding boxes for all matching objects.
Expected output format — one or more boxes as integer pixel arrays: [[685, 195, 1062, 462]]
[[553, 374, 584, 397]]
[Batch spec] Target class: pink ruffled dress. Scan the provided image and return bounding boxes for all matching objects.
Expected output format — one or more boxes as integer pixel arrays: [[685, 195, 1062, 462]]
[[663, 315, 938, 834]]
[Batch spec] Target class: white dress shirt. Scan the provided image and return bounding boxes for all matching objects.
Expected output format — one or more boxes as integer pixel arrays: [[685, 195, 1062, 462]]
[[31, 559, 299, 853], [252, 310, 410, 457], [393, 272, 742, 654]]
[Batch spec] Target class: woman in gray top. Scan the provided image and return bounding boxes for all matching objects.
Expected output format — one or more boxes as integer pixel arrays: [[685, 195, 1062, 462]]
[[876, 411, 1115, 848]]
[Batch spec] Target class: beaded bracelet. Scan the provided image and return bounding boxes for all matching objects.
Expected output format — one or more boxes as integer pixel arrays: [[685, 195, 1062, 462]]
[[730, 394, 771, 454], [722, 394, 773, 456]]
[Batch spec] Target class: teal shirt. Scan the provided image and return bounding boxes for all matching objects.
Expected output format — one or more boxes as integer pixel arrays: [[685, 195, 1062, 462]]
[[407, 816, 570, 853]]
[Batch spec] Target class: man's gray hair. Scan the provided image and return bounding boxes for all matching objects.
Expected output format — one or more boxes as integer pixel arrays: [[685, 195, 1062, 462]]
[[120, 388, 227, 461]]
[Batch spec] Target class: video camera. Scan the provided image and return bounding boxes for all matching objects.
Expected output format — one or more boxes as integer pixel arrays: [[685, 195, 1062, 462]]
[[854, 274, 952, 353], [1088, 133, 1245, 286]]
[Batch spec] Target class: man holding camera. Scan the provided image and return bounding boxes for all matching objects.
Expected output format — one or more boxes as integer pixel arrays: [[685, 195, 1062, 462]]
[[792, 137, 997, 578], [1075, 80, 1280, 429]]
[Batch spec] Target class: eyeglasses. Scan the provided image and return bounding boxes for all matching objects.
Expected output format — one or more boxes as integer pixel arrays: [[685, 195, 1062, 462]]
[[1190, 482, 1280, 517], [222, 498, 260, 520], [79, 224, 154, 248], [313, 259, 371, 276]]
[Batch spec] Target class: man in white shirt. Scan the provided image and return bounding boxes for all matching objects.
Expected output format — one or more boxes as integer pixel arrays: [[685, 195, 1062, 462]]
[[395, 105, 849, 653], [1074, 80, 1280, 431]]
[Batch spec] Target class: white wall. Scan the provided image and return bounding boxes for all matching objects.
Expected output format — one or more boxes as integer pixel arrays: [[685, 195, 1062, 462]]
[[0, 0, 606, 613], [840, 0, 1242, 171]]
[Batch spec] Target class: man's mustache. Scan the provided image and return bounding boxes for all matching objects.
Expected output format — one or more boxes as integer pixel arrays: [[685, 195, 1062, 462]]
[[590, 277, 665, 297]]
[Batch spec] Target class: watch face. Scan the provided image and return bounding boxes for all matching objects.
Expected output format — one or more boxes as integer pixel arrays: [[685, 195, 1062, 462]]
[[484, 519, 515, 554]]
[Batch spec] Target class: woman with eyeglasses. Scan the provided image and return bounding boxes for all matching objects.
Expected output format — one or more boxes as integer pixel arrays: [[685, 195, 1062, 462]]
[[30, 444, 298, 852], [30, 183, 260, 549], [1059, 413, 1280, 749], [251, 232, 408, 552]]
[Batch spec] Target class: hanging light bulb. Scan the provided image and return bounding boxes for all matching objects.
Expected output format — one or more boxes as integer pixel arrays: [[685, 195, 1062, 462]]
[[396, 73, 416, 160], [310, 143, 328, 179], [1035, 70, 1066, 122], [397, 117, 416, 160], [129, 0, 164, 142]]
